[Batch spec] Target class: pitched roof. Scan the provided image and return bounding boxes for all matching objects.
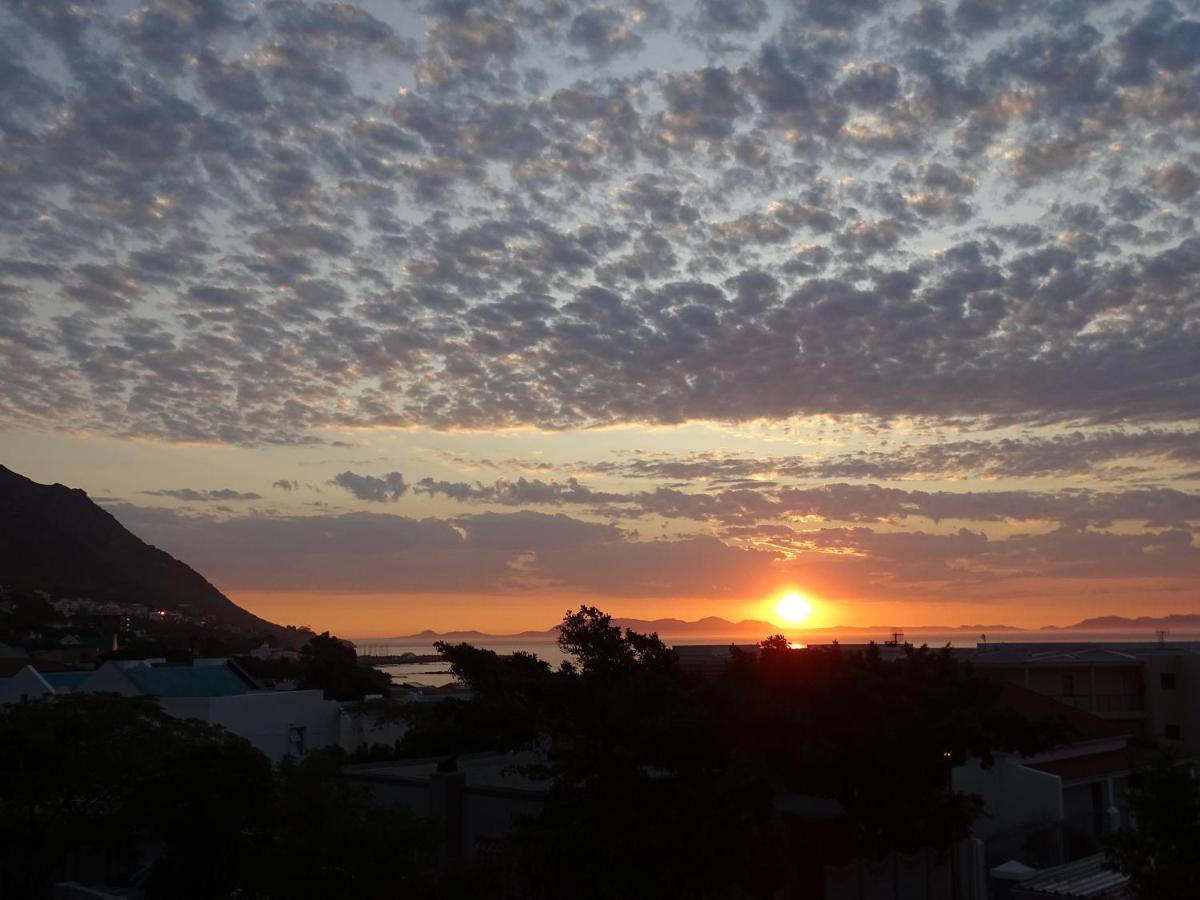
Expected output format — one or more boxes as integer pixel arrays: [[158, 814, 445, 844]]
[[997, 682, 1131, 742], [121, 663, 253, 697], [1027, 746, 1161, 782]]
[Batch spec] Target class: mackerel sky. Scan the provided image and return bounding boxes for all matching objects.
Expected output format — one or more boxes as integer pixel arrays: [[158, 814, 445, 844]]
[[2, 0, 1199, 633]]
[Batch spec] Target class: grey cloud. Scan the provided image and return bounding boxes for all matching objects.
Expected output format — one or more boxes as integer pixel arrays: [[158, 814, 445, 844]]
[[329, 470, 409, 502], [273, 478, 300, 491], [1143, 161, 1200, 202], [567, 8, 643, 62], [596, 430, 1200, 483], [104, 503, 781, 597], [142, 487, 263, 502], [691, 0, 769, 34], [837, 62, 900, 108]]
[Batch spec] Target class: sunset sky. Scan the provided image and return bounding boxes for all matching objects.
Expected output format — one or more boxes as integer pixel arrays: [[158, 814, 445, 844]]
[[2, 0, 1199, 636]]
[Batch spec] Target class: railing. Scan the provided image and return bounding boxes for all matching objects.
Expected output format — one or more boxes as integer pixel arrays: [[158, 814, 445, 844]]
[[1051, 693, 1144, 714], [1094, 693, 1143, 714]]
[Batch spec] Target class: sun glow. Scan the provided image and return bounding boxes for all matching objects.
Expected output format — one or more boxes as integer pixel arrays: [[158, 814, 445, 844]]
[[775, 591, 814, 625]]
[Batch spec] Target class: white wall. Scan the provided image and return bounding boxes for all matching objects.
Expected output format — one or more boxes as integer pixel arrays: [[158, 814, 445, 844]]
[[161, 689, 342, 760], [954, 758, 1063, 839]]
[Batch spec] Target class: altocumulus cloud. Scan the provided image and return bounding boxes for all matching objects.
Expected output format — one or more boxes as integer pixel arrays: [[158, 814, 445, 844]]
[[0, 0, 1198, 442]]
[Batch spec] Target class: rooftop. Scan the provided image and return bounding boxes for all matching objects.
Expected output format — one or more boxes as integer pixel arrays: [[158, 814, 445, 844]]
[[996, 683, 1131, 742], [1027, 746, 1161, 783], [118, 661, 256, 697], [1017, 853, 1130, 897]]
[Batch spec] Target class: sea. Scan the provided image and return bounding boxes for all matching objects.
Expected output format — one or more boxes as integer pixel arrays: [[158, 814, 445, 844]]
[[354, 629, 1200, 688]]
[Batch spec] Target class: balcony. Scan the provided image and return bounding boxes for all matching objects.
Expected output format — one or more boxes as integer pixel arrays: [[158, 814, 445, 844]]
[[1053, 693, 1144, 714]]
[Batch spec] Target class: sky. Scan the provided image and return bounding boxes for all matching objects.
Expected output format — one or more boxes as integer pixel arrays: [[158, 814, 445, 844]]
[[1, 0, 1199, 636]]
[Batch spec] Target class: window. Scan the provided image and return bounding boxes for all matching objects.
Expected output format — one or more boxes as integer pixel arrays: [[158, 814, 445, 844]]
[[287, 725, 307, 755], [1161, 672, 1177, 690], [1061, 674, 1075, 697], [1165, 723, 1181, 741]]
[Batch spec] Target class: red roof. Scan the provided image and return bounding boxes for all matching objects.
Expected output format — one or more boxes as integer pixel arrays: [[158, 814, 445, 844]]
[[1028, 746, 1161, 782], [997, 682, 1132, 742]]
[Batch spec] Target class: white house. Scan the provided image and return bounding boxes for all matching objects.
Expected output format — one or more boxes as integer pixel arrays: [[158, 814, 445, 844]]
[[0, 658, 410, 761], [953, 682, 1158, 870]]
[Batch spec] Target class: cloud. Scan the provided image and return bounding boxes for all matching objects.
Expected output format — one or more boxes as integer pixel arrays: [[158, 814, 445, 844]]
[[0, 0, 1198, 448], [100, 502, 1200, 602], [329, 470, 408, 502], [585, 430, 1200, 482], [141, 488, 263, 502], [104, 504, 781, 597]]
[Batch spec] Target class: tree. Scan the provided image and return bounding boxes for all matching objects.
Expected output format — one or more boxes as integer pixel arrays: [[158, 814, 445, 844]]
[[242, 750, 437, 900], [409, 607, 1062, 898], [0, 694, 439, 899], [299, 631, 391, 700], [0, 694, 272, 898], [1104, 759, 1200, 899]]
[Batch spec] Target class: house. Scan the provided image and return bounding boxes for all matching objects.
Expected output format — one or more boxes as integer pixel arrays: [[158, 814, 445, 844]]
[[954, 683, 1159, 870], [955, 641, 1200, 755], [0, 657, 409, 761], [0, 664, 54, 705], [248, 640, 301, 662]]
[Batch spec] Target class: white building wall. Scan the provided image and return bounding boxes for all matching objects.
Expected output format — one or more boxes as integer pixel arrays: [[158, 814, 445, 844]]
[[953, 758, 1063, 839], [193, 690, 342, 760]]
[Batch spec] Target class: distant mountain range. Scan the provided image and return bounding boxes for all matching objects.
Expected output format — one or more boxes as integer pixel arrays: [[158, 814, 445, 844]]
[[0, 464, 289, 640], [1044, 614, 1200, 631], [388, 614, 1200, 641], [387, 617, 1026, 641]]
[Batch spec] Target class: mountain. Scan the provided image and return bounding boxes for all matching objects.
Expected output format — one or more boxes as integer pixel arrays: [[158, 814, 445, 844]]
[[1045, 614, 1200, 632], [385, 616, 784, 641], [0, 464, 287, 638], [383, 616, 1029, 642]]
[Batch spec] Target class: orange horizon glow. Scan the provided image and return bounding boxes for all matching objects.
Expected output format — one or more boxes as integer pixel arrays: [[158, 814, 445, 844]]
[[226, 579, 1200, 640]]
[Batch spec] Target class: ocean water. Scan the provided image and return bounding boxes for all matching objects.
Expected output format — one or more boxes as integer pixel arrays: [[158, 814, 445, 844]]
[[358, 629, 1200, 688]]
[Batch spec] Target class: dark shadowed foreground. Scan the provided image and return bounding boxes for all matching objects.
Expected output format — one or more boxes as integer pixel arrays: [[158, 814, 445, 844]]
[[4, 607, 1196, 899]]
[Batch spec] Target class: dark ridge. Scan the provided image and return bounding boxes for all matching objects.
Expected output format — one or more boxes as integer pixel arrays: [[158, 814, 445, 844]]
[[0, 464, 289, 641]]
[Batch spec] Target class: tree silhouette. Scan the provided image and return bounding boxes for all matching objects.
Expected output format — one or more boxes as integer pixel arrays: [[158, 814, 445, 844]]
[[416, 605, 1061, 897], [1104, 759, 1200, 900]]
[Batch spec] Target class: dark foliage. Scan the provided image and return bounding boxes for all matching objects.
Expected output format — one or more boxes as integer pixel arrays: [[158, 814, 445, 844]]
[[1104, 758, 1200, 900], [0, 695, 434, 899], [299, 631, 392, 700], [405, 607, 1062, 898], [0, 694, 271, 898]]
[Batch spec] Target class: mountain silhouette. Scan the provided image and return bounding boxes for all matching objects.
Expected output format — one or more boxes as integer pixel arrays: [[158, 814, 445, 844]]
[[0, 464, 285, 638]]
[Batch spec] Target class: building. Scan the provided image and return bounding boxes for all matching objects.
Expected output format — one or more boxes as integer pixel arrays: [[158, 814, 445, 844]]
[[0, 657, 409, 760], [955, 641, 1200, 755], [954, 683, 1159, 871]]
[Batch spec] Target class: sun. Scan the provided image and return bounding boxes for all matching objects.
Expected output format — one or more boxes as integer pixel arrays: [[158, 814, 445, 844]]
[[775, 591, 813, 625]]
